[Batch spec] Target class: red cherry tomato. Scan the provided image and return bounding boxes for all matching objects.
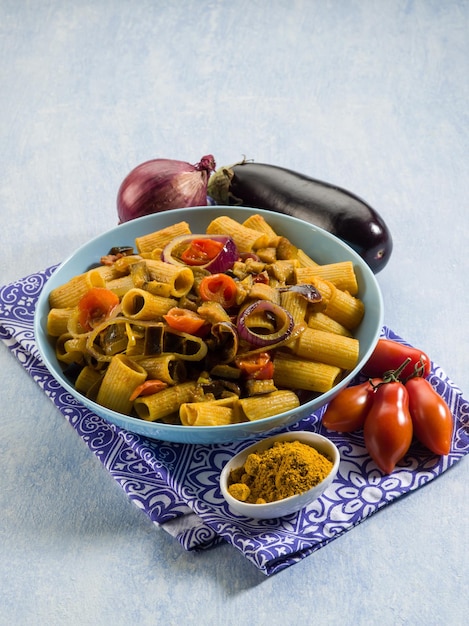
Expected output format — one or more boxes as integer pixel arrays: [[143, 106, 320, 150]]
[[180, 238, 224, 266], [363, 381, 413, 474], [78, 287, 120, 331], [163, 307, 206, 334], [235, 352, 274, 380], [405, 377, 453, 456], [199, 273, 238, 308], [362, 339, 431, 380], [129, 379, 168, 402], [322, 379, 381, 432]]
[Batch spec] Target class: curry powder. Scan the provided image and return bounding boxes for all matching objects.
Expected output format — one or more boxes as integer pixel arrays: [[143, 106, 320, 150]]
[[227, 440, 333, 504]]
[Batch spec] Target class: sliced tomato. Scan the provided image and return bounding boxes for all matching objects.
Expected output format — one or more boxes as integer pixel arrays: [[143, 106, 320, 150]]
[[163, 307, 207, 334], [199, 273, 238, 308], [129, 379, 168, 402], [180, 238, 224, 266], [235, 352, 274, 379], [78, 287, 120, 331]]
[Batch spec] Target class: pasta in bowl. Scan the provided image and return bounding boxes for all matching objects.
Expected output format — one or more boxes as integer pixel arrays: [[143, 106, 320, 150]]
[[34, 206, 384, 444]]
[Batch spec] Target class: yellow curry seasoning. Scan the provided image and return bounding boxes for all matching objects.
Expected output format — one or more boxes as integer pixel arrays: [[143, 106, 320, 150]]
[[227, 440, 333, 504]]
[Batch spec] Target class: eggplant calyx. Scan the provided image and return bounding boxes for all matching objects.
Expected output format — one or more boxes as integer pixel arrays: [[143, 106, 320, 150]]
[[208, 158, 252, 205], [207, 166, 235, 204]]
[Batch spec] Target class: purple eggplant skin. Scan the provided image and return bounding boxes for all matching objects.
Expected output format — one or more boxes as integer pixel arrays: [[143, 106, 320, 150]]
[[207, 161, 392, 273]]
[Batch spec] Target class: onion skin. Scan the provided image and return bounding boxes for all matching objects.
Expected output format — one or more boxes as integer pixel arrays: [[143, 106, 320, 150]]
[[117, 155, 216, 223], [207, 160, 392, 273]]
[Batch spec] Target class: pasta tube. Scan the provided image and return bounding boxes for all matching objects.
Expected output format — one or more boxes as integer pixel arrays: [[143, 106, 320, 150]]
[[55, 333, 87, 364], [307, 311, 353, 337], [291, 328, 359, 371], [305, 261, 359, 295], [280, 290, 308, 325], [238, 391, 300, 421], [180, 400, 236, 426], [206, 215, 269, 251], [133, 382, 198, 422], [145, 259, 194, 297], [324, 288, 365, 330], [105, 275, 135, 298], [96, 354, 147, 414], [121, 288, 177, 319], [135, 221, 191, 254], [296, 248, 320, 268], [129, 261, 173, 297], [134, 354, 187, 384], [273, 352, 342, 393], [47, 307, 74, 337], [242, 213, 280, 245], [75, 366, 103, 396], [91, 264, 120, 282], [49, 269, 106, 309]]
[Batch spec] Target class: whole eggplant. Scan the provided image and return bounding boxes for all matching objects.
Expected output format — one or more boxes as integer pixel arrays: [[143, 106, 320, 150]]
[[207, 161, 392, 273]]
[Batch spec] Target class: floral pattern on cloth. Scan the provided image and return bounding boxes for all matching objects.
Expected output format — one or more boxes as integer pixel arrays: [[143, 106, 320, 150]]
[[1, 267, 468, 576]]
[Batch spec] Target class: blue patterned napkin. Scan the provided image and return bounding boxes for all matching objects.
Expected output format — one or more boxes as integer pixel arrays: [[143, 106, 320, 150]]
[[1, 267, 468, 576]]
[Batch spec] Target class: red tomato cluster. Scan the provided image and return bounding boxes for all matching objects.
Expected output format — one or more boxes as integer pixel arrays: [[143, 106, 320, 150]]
[[322, 339, 453, 474]]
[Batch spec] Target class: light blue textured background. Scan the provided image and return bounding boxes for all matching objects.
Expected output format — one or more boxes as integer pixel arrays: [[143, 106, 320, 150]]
[[1, 1, 468, 624]]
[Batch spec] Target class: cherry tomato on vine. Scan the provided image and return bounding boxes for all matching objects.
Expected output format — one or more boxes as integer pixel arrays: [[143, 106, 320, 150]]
[[405, 377, 453, 456], [363, 381, 413, 474], [322, 379, 381, 432], [361, 339, 431, 380]]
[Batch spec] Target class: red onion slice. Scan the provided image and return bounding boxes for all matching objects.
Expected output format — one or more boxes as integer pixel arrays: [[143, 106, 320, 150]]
[[237, 300, 294, 347], [162, 235, 238, 273]]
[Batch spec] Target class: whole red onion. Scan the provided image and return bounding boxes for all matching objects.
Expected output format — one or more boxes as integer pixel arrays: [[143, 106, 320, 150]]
[[117, 155, 216, 223]]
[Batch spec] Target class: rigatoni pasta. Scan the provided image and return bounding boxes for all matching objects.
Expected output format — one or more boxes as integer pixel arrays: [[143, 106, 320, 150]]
[[206, 215, 269, 251], [121, 288, 177, 319], [289, 328, 359, 371], [49, 269, 106, 309], [238, 391, 300, 421], [135, 221, 191, 254], [273, 352, 343, 394], [96, 354, 147, 414], [45, 213, 366, 427]]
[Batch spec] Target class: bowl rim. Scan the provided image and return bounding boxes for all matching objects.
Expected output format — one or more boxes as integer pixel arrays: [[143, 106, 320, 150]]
[[33, 205, 384, 443], [220, 430, 340, 515]]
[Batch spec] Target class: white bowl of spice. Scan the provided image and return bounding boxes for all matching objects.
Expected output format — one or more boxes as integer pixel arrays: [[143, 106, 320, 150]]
[[220, 431, 340, 519]]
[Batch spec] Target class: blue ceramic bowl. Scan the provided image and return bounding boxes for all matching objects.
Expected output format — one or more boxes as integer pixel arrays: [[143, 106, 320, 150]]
[[34, 206, 384, 444]]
